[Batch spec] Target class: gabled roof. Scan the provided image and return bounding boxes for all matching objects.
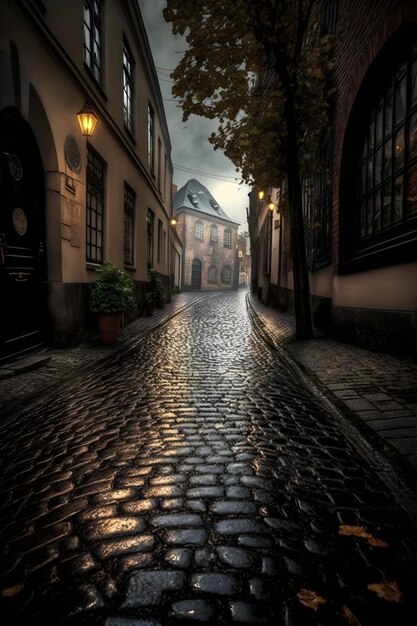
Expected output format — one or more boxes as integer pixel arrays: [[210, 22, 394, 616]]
[[173, 179, 239, 225]]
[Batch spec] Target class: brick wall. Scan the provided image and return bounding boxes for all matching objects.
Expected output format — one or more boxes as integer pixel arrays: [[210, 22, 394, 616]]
[[181, 212, 238, 290], [332, 0, 417, 272]]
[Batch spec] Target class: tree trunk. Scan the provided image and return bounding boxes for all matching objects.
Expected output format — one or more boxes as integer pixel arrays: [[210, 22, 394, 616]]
[[284, 91, 313, 340]]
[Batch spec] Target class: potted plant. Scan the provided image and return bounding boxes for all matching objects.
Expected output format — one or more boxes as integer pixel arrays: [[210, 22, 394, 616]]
[[90, 261, 136, 345], [148, 269, 165, 309]]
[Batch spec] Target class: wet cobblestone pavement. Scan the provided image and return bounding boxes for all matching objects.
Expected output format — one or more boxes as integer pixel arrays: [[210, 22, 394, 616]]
[[1, 291, 416, 625]]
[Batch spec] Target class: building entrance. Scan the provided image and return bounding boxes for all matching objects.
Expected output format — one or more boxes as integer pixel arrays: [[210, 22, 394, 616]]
[[0, 107, 47, 364], [191, 259, 202, 290]]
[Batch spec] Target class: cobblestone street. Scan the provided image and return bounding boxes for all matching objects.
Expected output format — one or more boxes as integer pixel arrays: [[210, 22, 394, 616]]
[[0, 291, 416, 625]]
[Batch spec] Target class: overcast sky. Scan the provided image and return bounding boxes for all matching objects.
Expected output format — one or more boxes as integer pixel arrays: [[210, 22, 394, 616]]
[[138, 0, 250, 232]]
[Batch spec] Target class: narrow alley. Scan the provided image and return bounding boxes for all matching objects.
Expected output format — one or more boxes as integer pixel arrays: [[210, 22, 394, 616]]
[[0, 291, 416, 625]]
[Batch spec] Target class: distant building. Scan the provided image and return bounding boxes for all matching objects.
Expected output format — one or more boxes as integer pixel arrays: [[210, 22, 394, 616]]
[[237, 232, 251, 287], [0, 0, 180, 364], [173, 179, 240, 291], [249, 0, 417, 356]]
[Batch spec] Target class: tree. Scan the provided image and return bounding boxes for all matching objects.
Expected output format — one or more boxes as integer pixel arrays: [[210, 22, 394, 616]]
[[164, 0, 334, 339]]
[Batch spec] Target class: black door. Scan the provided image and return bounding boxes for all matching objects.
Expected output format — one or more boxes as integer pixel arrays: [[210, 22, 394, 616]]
[[191, 259, 202, 290], [0, 107, 47, 365]]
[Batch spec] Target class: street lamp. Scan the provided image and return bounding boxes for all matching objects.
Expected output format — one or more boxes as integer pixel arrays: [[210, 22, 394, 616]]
[[77, 98, 98, 137], [171, 217, 177, 226]]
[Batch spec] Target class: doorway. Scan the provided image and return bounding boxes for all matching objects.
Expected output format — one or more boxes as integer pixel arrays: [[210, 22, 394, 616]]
[[191, 258, 202, 290], [0, 107, 47, 364]]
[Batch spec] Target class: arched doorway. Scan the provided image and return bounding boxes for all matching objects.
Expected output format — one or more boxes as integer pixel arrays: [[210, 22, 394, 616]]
[[191, 258, 202, 290], [0, 107, 47, 364]]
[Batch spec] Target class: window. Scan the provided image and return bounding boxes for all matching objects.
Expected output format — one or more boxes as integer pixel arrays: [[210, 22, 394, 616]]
[[147, 209, 154, 268], [221, 265, 232, 284], [320, 0, 338, 36], [341, 40, 417, 271], [195, 221, 203, 240], [123, 40, 134, 133], [223, 228, 232, 247], [86, 146, 104, 263], [157, 138, 162, 191], [210, 223, 218, 243], [124, 184, 135, 266], [303, 141, 332, 270], [148, 104, 154, 171], [157, 218, 162, 263], [262, 214, 272, 277], [208, 265, 217, 283], [357, 46, 417, 240], [83, 0, 101, 83]]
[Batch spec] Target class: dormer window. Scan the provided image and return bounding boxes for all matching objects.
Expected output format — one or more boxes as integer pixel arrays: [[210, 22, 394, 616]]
[[188, 194, 199, 207], [210, 199, 221, 213]]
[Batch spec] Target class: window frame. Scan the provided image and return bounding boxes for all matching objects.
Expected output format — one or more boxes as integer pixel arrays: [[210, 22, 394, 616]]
[[302, 140, 332, 271], [147, 209, 154, 269], [340, 37, 417, 273], [195, 220, 203, 240], [123, 184, 135, 267], [221, 265, 232, 284], [86, 145, 105, 264], [210, 223, 218, 244], [148, 104, 154, 172], [208, 265, 217, 283], [83, 0, 102, 84], [123, 38, 135, 134], [223, 228, 232, 248]]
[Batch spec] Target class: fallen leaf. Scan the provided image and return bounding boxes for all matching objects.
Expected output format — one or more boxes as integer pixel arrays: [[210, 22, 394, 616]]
[[367, 580, 405, 603], [338, 525, 389, 548], [297, 588, 327, 611], [1, 584, 23, 597], [338, 525, 371, 539], [367, 536, 389, 548], [340, 605, 363, 625]]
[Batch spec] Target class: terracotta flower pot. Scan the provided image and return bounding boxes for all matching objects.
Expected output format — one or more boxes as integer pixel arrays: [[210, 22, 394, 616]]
[[96, 311, 122, 345]]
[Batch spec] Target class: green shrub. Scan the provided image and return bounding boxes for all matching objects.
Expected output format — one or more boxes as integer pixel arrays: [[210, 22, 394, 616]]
[[90, 261, 136, 313]]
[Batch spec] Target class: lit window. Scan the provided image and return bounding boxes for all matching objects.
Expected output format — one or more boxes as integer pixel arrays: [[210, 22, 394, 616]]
[[83, 0, 101, 83], [358, 47, 417, 240]]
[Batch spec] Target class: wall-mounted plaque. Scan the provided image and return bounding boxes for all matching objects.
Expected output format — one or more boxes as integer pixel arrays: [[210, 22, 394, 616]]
[[64, 135, 81, 173], [12, 207, 27, 235]]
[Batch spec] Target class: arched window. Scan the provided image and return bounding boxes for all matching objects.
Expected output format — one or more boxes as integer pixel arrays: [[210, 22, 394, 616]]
[[340, 37, 417, 271], [358, 46, 417, 240], [195, 220, 203, 240], [207, 265, 217, 283], [223, 227, 232, 248], [210, 223, 218, 243], [221, 265, 232, 284]]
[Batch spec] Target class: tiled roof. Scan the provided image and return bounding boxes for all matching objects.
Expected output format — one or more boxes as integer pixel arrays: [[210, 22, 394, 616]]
[[173, 179, 239, 225]]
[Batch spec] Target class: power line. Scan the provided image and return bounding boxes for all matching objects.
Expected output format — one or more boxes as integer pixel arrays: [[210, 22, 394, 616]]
[[173, 163, 244, 185]]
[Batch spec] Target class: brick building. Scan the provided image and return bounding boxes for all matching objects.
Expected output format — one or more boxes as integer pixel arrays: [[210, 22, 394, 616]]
[[249, 0, 417, 356], [173, 179, 239, 291]]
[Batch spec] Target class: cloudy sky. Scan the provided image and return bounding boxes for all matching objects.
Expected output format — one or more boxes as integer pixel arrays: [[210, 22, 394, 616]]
[[138, 0, 251, 231]]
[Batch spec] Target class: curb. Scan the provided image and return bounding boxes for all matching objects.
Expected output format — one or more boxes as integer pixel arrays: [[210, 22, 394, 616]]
[[246, 293, 417, 522]]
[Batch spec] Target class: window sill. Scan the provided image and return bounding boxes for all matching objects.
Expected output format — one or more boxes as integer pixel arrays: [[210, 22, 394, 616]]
[[340, 228, 417, 274], [86, 262, 102, 272]]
